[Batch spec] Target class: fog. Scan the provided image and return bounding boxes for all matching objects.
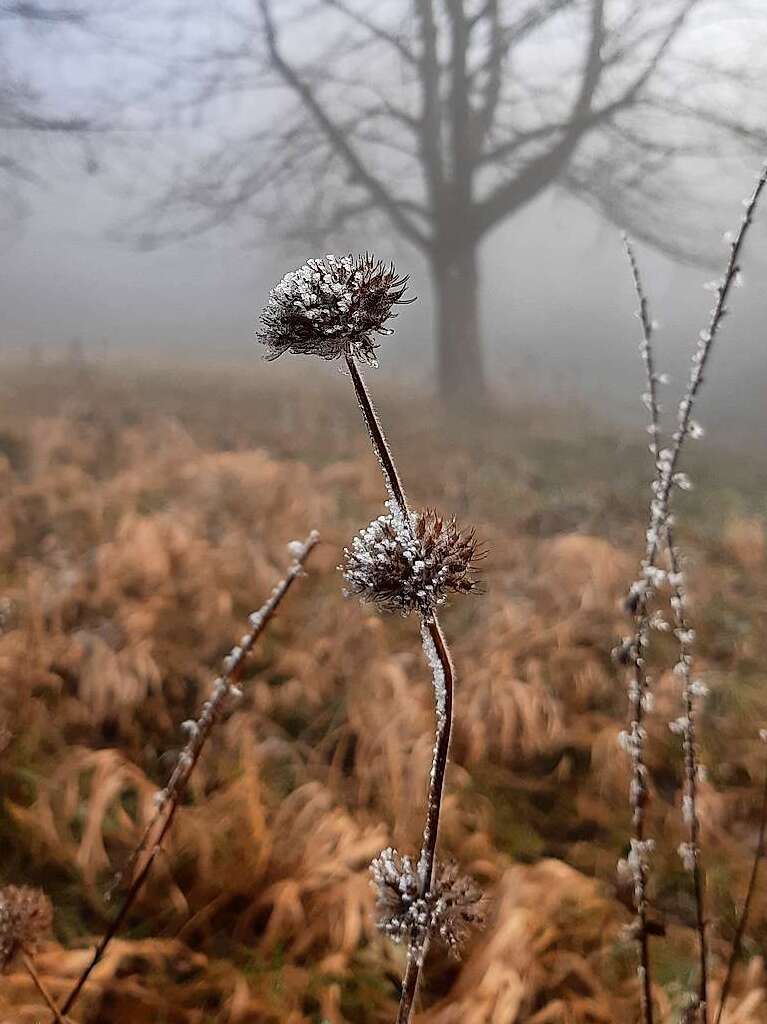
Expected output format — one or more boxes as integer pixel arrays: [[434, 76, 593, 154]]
[[2, 1, 767, 446]]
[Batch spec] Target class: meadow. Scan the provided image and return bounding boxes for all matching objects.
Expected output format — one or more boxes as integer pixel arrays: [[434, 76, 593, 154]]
[[0, 356, 765, 1023]]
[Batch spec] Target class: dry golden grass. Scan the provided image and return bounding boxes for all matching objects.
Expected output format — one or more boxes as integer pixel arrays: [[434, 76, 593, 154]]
[[0, 358, 766, 1022]]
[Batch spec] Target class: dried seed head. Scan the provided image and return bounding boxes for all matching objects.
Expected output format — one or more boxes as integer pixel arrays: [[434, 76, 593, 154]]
[[0, 886, 53, 970], [257, 253, 410, 365], [342, 505, 482, 616], [370, 848, 485, 958]]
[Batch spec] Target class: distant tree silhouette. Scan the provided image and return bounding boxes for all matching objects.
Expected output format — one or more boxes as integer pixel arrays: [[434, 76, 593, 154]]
[[0, 2, 94, 216], [147, 1, 767, 403]]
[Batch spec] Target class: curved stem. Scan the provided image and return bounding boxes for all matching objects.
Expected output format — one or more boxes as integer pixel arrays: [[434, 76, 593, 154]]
[[345, 355, 409, 517], [54, 533, 320, 1020], [417, 618, 454, 895], [714, 748, 767, 1024], [22, 952, 69, 1024], [345, 355, 456, 1024], [395, 617, 454, 1024]]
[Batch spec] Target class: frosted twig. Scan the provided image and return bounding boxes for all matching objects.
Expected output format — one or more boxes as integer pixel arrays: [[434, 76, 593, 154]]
[[619, 165, 767, 1024], [666, 535, 708, 1023], [623, 233, 661, 461], [345, 354, 410, 517], [54, 531, 320, 1020], [624, 234, 709, 1022], [344, 354, 456, 1024], [714, 738, 767, 1024], [645, 163, 767, 573], [621, 233, 663, 1024]]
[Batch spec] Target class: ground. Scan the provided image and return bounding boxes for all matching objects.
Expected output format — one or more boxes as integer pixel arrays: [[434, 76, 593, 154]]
[[0, 357, 765, 1023]]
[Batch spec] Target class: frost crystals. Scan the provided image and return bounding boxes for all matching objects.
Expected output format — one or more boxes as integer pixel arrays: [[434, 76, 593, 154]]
[[370, 848, 484, 962], [257, 253, 409, 365], [342, 504, 481, 617]]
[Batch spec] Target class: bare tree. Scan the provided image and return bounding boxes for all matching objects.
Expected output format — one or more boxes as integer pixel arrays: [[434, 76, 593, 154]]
[[0, 2, 98, 215], [143, 0, 767, 403]]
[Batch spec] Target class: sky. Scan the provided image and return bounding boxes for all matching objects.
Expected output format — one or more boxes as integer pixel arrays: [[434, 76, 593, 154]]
[[1, 1, 766, 445]]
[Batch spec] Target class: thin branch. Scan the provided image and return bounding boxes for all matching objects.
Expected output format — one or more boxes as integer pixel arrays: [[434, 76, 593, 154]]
[[475, 0, 605, 236], [650, 163, 767, 539], [54, 532, 320, 1020], [618, 161, 767, 1024], [22, 952, 70, 1024], [413, 0, 445, 216], [476, 0, 698, 235], [343, 354, 456, 1024], [258, 0, 430, 251], [714, 744, 767, 1024], [472, 0, 574, 150], [0, 1, 85, 23], [345, 355, 410, 516], [322, 0, 416, 64], [623, 234, 660, 460], [666, 534, 709, 1024], [624, 234, 709, 1023]]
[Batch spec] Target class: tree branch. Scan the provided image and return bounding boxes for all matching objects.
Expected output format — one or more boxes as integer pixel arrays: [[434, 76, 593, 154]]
[[322, 0, 416, 64], [258, 0, 430, 251], [474, 0, 605, 236], [474, 0, 697, 237], [413, 0, 445, 218]]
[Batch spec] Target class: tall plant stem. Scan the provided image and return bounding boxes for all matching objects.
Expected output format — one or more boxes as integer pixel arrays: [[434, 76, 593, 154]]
[[714, 748, 767, 1024], [620, 166, 767, 1023], [22, 951, 70, 1024], [666, 532, 708, 1022], [345, 355, 409, 517], [625, 234, 709, 1022], [345, 354, 456, 1024], [54, 533, 319, 1021]]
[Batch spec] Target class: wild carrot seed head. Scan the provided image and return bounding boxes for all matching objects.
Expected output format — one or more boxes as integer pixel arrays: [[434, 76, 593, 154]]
[[0, 886, 53, 970], [257, 253, 409, 365]]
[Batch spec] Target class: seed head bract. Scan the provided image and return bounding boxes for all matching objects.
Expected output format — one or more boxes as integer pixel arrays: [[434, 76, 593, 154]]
[[342, 505, 482, 616], [0, 886, 53, 970], [257, 253, 410, 365], [370, 848, 485, 958]]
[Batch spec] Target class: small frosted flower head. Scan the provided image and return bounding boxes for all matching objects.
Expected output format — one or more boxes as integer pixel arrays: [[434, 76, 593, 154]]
[[369, 848, 484, 958], [0, 886, 53, 970], [257, 253, 410, 365], [342, 506, 482, 616]]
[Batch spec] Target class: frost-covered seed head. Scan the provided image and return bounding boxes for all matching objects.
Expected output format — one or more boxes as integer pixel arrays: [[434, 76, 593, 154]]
[[342, 507, 481, 616], [257, 253, 410, 365], [0, 886, 53, 970], [369, 848, 484, 958]]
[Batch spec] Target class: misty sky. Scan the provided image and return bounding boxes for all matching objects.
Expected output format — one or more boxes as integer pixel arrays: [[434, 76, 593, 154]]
[[1, 1, 766, 444]]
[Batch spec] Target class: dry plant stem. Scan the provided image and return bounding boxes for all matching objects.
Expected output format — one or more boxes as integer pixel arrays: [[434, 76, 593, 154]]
[[623, 234, 660, 1024], [345, 354, 455, 1024], [55, 532, 320, 1021], [23, 951, 70, 1024], [625, 234, 708, 1021], [666, 532, 708, 1021], [628, 653, 656, 1024], [345, 355, 409, 515], [648, 163, 767, 568], [623, 233, 661, 461], [714, 749, 767, 1024], [621, 166, 767, 1024]]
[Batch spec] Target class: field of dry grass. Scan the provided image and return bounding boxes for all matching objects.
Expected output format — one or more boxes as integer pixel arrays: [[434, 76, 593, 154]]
[[0, 357, 766, 1023]]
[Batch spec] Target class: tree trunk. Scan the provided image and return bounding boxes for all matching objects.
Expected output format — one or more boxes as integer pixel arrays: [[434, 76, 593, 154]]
[[431, 244, 486, 406]]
